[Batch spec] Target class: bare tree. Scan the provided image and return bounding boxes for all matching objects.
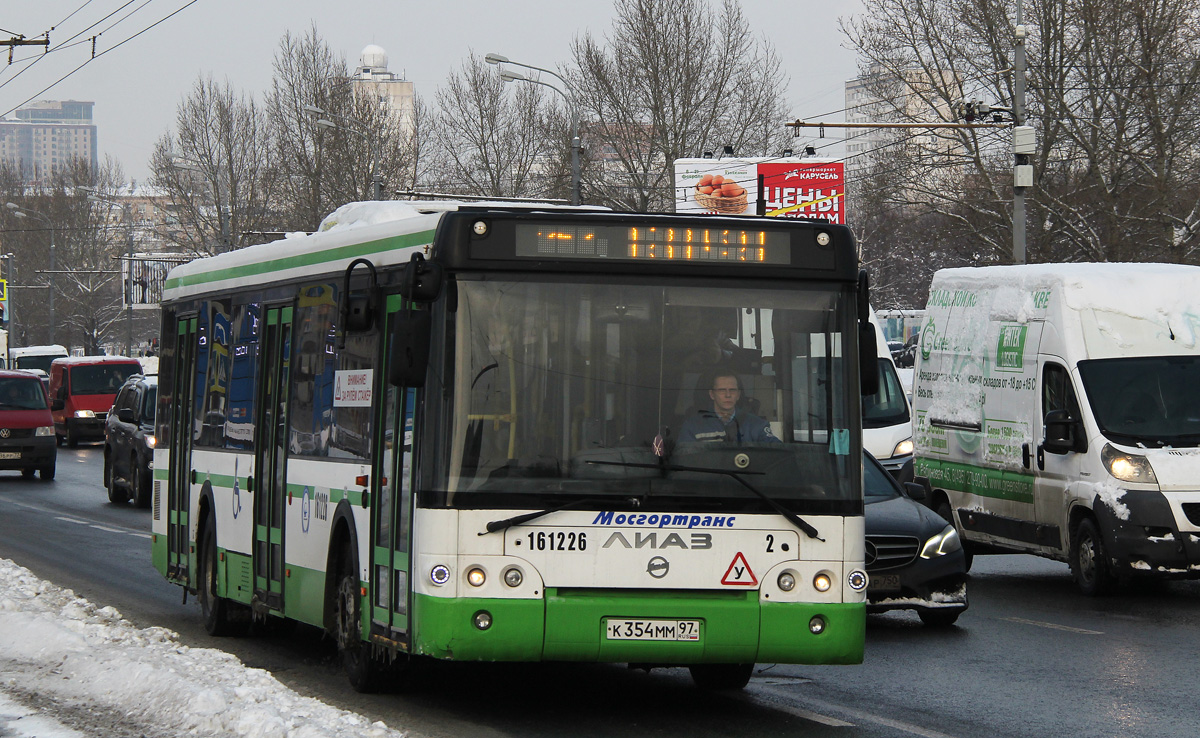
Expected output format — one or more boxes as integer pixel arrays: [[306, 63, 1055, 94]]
[[428, 54, 555, 198], [569, 0, 791, 211], [150, 75, 279, 255], [843, 0, 1200, 274]]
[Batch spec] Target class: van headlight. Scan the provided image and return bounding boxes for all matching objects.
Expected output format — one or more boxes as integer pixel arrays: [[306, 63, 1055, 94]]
[[920, 525, 961, 558], [74, 410, 95, 419], [35, 426, 54, 437], [892, 437, 914, 457], [145, 435, 156, 448], [1101, 444, 1157, 484]]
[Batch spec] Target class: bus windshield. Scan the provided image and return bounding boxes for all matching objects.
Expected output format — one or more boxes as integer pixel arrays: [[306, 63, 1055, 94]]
[[441, 277, 859, 512]]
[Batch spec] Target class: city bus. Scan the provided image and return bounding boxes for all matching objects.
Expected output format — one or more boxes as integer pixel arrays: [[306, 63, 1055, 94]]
[[151, 201, 876, 691]]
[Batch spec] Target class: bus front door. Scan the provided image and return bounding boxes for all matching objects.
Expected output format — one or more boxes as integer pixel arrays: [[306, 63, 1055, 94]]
[[370, 299, 416, 645], [252, 306, 293, 612], [167, 316, 198, 585]]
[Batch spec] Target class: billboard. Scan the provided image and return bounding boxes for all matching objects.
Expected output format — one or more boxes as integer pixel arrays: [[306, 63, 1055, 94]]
[[124, 253, 194, 310], [674, 157, 846, 224]]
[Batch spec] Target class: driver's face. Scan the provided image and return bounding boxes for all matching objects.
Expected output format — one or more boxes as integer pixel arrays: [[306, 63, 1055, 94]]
[[709, 376, 740, 414]]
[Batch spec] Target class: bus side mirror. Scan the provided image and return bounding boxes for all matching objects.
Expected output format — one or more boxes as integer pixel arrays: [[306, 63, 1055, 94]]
[[390, 312, 432, 388], [401, 253, 444, 303], [859, 323, 880, 396]]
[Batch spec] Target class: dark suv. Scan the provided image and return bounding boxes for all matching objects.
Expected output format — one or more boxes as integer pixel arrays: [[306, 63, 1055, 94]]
[[104, 374, 157, 507]]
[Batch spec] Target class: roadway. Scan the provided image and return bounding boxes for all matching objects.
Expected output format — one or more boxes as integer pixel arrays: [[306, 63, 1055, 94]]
[[1, 445, 1197, 737]]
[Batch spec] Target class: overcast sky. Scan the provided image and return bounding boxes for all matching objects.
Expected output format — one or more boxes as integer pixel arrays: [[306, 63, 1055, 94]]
[[1, 0, 863, 184]]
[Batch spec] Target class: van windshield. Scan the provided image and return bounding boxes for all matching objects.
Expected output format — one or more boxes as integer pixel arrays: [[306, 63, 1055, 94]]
[[863, 358, 909, 428], [14, 355, 61, 374], [1078, 356, 1200, 447], [0, 377, 47, 409], [69, 365, 139, 395]]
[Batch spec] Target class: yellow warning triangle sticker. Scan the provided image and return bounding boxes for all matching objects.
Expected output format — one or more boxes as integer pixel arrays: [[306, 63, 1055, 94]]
[[721, 552, 757, 586]]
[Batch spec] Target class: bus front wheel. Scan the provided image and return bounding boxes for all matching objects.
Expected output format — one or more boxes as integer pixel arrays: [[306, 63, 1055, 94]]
[[689, 663, 754, 690], [335, 551, 385, 692]]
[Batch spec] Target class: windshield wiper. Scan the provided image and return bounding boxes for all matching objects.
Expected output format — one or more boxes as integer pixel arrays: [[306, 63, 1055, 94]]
[[479, 497, 627, 536], [585, 460, 824, 541]]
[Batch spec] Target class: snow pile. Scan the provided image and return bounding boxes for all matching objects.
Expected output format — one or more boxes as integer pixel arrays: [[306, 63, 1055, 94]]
[[0, 559, 406, 738]]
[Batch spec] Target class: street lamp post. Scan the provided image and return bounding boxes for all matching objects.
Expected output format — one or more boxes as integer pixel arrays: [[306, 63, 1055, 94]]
[[5, 203, 55, 344], [304, 104, 383, 200], [486, 53, 581, 206]]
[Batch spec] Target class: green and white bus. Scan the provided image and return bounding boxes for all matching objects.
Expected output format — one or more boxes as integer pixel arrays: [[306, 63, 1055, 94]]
[[151, 202, 876, 691]]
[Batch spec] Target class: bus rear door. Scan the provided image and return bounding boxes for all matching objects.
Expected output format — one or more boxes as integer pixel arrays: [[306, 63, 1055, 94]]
[[167, 316, 198, 584]]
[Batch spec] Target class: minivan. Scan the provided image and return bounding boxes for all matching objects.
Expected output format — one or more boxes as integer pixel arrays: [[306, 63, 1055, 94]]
[[0, 370, 57, 479], [49, 357, 144, 447]]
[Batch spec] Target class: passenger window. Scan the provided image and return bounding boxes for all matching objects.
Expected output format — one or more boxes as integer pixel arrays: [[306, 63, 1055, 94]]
[[1042, 363, 1081, 420]]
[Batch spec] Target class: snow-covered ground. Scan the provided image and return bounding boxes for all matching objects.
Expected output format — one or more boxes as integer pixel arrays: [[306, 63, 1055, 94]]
[[0, 558, 408, 738]]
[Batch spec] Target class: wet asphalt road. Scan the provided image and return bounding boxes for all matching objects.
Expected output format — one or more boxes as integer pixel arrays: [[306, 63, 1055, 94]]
[[1, 445, 1198, 738]]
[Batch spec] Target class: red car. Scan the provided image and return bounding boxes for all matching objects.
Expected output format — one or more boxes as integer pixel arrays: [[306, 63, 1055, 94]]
[[0, 370, 57, 479]]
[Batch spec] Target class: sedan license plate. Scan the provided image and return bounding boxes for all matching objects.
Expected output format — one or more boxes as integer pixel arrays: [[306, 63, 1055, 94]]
[[0, 452, 20, 460], [606, 619, 701, 641], [869, 573, 900, 592]]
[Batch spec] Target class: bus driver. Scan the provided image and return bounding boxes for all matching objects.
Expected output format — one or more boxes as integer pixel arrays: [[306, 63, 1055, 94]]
[[679, 371, 779, 444]]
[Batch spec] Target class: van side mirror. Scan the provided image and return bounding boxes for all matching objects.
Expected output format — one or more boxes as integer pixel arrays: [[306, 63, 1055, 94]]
[[389, 312, 432, 388], [117, 408, 135, 424], [859, 323, 880, 396], [52, 399, 64, 411], [1043, 408, 1087, 454]]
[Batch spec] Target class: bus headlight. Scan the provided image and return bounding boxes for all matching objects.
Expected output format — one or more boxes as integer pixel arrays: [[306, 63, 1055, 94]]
[[777, 572, 796, 591], [466, 567, 486, 587], [503, 567, 523, 588], [145, 435, 157, 448], [1102, 443, 1158, 484], [813, 572, 832, 592], [429, 564, 451, 586], [809, 616, 827, 634], [847, 570, 868, 591], [892, 437, 914, 457], [473, 610, 492, 630], [920, 525, 962, 558]]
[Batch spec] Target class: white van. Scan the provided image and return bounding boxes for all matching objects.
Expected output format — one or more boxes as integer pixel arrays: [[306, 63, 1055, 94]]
[[865, 311, 913, 480], [10, 344, 69, 374], [912, 264, 1200, 594]]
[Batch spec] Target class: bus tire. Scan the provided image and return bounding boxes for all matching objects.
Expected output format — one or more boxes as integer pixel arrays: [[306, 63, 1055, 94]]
[[199, 514, 247, 636], [335, 550, 384, 692], [1071, 516, 1116, 596], [688, 663, 754, 690], [132, 455, 151, 508]]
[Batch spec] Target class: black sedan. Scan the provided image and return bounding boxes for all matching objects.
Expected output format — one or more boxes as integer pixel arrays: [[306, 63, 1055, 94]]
[[864, 451, 968, 626], [103, 374, 156, 507]]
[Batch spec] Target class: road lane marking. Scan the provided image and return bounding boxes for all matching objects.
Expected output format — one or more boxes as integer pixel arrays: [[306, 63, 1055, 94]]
[[89, 525, 127, 534], [737, 688, 853, 726], [751, 684, 961, 738], [1002, 616, 1103, 635], [55, 516, 90, 525]]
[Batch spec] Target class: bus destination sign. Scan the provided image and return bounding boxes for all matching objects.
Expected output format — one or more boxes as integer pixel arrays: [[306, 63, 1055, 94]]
[[514, 223, 793, 265]]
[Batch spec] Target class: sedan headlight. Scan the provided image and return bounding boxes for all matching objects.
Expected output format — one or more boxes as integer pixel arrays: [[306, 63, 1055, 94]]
[[892, 437, 914, 457], [920, 525, 962, 559], [74, 410, 95, 419], [35, 426, 54, 437], [1101, 443, 1157, 485]]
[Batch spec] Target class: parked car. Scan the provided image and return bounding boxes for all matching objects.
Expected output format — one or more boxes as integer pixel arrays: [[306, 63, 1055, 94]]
[[104, 374, 157, 507], [49, 356, 143, 446], [864, 451, 968, 626], [0, 370, 57, 480]]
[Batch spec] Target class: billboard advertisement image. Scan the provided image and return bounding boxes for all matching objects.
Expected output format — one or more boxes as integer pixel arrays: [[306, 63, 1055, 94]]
[[674, 158, 846, 224]]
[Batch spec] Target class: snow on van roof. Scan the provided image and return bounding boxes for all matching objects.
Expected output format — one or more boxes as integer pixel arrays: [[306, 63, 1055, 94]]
[[933, 262, 1200, 345]]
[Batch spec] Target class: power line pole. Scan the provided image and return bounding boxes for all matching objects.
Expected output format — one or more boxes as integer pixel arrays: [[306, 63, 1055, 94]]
[[1012, 1, 1031, 265]]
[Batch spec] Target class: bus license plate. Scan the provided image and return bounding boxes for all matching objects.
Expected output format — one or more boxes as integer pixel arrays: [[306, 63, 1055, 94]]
[[606, 619, 700, 641], [0, 452, 20, 460]]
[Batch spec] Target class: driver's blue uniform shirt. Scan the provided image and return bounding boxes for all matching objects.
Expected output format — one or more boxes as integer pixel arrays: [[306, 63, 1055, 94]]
[[678, 409, 780, 444]]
